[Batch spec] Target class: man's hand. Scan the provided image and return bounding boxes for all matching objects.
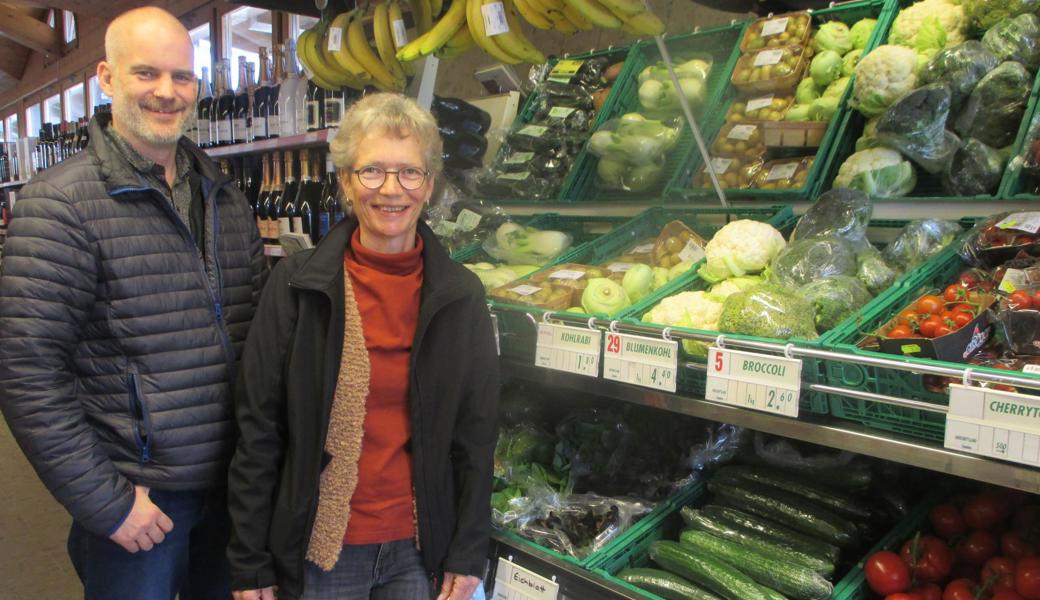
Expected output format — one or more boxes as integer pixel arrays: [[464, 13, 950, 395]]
[[437, 572, 481, 600], [232, 588, 276, 600], [108, 485, 174, 553]]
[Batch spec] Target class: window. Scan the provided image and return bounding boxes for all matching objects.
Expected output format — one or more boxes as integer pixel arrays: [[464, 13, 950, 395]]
[[25, 104, 41, 138], [88, 75, 110, 110], [290, 14, 319, 41], [63, 10, 76, 44], [5, 114, 18, 142], [223, 7, 271, 90], [190, 23, 212, 82], [46, 9, 54, 27], [44, 94, 62, 125], [0, 120, 5, 143], [64, 83, 85, 121]]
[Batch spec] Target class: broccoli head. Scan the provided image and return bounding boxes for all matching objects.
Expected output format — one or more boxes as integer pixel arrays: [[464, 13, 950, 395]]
[[718, 285, 819, 340], [800, 276, 874, 333]]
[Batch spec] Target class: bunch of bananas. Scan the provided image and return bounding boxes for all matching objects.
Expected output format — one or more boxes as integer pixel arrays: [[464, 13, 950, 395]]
[[396, 0, 546, 64], [556, 0, 665, 36]]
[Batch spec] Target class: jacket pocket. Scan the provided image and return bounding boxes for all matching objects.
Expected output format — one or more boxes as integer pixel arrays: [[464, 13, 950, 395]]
[[127, 369, 153, 464]]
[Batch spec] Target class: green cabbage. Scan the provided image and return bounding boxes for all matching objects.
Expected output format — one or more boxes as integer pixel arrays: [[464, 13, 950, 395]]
[[850, 18, 878, 50], [814, 21, 854, 55], [811, 50, 844, 87]]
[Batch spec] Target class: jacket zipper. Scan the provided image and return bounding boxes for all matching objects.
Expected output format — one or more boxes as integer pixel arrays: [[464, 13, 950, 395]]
[[127, 368, 152, 463]]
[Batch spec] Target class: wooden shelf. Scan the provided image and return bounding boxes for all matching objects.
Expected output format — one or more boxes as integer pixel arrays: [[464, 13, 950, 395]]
[[204, 129, 334, 159]]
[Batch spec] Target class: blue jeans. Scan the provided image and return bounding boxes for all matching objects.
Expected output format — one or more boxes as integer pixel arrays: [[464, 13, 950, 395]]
[[67, 488, 231, 600], [302, 539, 433, 599]]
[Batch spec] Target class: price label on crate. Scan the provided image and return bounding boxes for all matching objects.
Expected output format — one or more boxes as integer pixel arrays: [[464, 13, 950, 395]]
[[945, 384, 1040, 466], [760, 17, 789, 37], [535, 323, 601, 378], [455, 208, 482, 232], [603, 332, 678, 392], [754, 49, 784, 67], [705, 347, 802, 417], [746, 95, 775, 112], [492, 558, 559, 600]]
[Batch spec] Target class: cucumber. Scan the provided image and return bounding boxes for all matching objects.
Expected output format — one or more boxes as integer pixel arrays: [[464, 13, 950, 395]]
[[680, 505, 698, 527], [759, 586, 788, 600], [683, 509, 834, 575], [679, 530, 833, 600], [617, 568, 724, 600], [702, 505, 841, 563], [648, 541, 773, 600], [708, 479, 860, 548], [714, 466, 875, 521]]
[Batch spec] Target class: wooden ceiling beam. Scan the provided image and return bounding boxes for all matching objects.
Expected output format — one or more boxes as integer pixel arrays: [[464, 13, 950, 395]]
[[0, 37, 30, 80], [0, 2, 60, 55]]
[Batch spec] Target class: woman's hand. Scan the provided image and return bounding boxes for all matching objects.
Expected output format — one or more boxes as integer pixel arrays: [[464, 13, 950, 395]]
[[232, 587, 276, 600], [437, 572, 481, 600]]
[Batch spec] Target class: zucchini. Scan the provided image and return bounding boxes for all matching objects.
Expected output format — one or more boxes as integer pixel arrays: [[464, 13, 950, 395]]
[[648, 541, 773, 600], [708, 479, 860, 548], [714, 466, 875, 521], [617, 568, 724, 600], [679, 530, 833, 600], [702, 505, 841, 563], [683, 509, 834, 575]]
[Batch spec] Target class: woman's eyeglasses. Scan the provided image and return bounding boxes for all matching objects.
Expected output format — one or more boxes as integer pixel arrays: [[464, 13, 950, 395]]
[[352, 165, 429, 190]]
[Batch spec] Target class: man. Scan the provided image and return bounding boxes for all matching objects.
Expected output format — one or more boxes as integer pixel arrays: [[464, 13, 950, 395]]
[[0, 7, 265, 599]]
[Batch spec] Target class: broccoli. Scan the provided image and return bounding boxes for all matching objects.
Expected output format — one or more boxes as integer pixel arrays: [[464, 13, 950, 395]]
[[800, 276, 874, 333], [857, 246, 901, 295], [718, 285, 819, 340], [769, 236, 859, 287]]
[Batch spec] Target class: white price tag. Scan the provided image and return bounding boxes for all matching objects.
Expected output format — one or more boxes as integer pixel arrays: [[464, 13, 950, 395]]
[[455, 208, 482, 232], [678, 239, 705, 263], [505, 151, 535, 164], [391, 19, 408, 48], [1025, 364, 1040, 374], [630, 243, 655, 254], [548, 106, 577, 118], [509, 284, 542, 296], [999, 268, 1029, 293], [482, 1, 510, 36], [746, 95, 775, 112], [996, 212, 1040, 234], [946, 384, 1040, 466], [518, 124, 548, 137], [708, 157, 734, 174], [760, 17, 789, 37], [548, 269, 586, 280], [327, 26, 344, 52], [754, 49, 784, 67], [492, 557, 560, 600], [603, 332, 678, 392], [535, 323, 601, 378], [607, 262, 635, 273], [727, 124, 757, 141], [766, 161, 799, 181], [706, 347, 802, 417]]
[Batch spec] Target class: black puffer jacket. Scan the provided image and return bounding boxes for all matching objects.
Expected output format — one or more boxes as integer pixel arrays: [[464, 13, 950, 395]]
[[0, 114, 265, 537]]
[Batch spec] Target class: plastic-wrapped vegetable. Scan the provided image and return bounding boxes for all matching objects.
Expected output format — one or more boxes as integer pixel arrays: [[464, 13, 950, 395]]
[[919, 41, 1000, 112], [698, 220, 787, 283], [800, 276, 873, 332], [942, 138, 1008, 196], [588, 113, 681, 192], [882, 219, 963, 271], [857, 246, 899, 295], [877, 84, 961, 175], [964, 0, 1040, 33], [769, 237, 859, 287], [791, 187, 872, 250], [983, 14, 1040, 71], [833, 147, 917, 198], [955, 61, 1032, 148], [718, 284, 818, 340], [482, 222, 574, 265]]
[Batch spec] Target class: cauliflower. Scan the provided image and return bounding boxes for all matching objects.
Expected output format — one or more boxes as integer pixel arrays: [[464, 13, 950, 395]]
[[697, 220, 787, 283], [851, 45, 920, 117], [709, 275, 764, 300], [834, 147, 917, 197], [642, 291, 725, 356], [890, 0, 968, 49]]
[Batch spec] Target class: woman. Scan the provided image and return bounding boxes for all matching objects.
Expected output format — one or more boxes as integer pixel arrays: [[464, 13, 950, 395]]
[[227, 93, 500, 600]]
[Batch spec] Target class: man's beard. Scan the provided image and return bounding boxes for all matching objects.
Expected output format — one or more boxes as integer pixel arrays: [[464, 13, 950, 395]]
[[111, 88, 189, 146]]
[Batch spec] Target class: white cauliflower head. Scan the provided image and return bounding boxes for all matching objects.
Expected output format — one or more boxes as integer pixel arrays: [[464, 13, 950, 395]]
[[851, 45, 919, 117], [699, 220, 787, 283], [834, 147, 917, 197], [641, 291, 724, 331], [890, 0, 968, 49]]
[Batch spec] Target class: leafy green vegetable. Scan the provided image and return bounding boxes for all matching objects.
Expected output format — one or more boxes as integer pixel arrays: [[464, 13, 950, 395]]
[[785, 104, 813, 121], [796, 78, 820, 105], [877, 83, 960, 174], [942, 137, 1008, 196], [963, 0, 1040, 33], [851, 45, 920, 117], [842, 49, 863, 76], [769, 236, 859, 287], [834, 147, 917, 197], [920, 41, 1000, 112], [811, 50, 844, 87], [954, 60, 1032, 148], [982, 14, 1040, 71], [849, 18, 878, 50], [883, 219, 963, 271], [800, 276, 873, 332], [814, 21, 854, 55], [809, 96, 841, 121], [718, 285, 818, 340]]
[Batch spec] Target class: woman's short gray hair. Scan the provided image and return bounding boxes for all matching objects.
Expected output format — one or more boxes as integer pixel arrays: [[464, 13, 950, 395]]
[[328, 92, 443, 178]]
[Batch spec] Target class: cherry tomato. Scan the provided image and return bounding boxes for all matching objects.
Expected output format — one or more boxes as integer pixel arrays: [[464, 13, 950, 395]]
[[964, 492, 1009, 530], [1015, 235, 1037, 245], [889, 325, 914, 339], [918, 295, 945, 315], [1003, 531, 1037, 559], [935, 324, 954, 337], [930, 504, 967, 540], [902, 534, 955, 583], [951, 311, 974, 329], [920, 315, 945, 338], [1010, 290, 1034, 310], [898, 307, 922, 326], [943, 578, 978, 600], [1032, 290, 1040, 309], [955, 303, 976, 315], [994, 590, 1027, 600], [959, 271, 982, 288], [999, 488, 1031, 509], [946, 284, 967, 303], [956, 529, 999, 564], [1016, 556, 1040, 599], [886, 594, 924, 600], [866, 550, 912, 596], [911, 583, 943, 600], [984, 557, 1018, 591]]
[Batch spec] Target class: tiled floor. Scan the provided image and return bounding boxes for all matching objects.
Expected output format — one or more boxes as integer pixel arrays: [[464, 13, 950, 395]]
[[0, 416, 80, 599]]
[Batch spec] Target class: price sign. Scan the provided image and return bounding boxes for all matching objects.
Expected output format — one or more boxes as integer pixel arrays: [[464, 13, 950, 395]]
[[548, 59, 584, 83], [945, 384, 1040, 466], [603, 332, 678, 392], [754, 49, 784, 67], [492, 558, 559, 600], [706, 347, 802, 417], [455, 208, 482, 232], [391, 19, 408, 48], [504, 152, 534, 164], [727, 124, 757, 141], [535, 323, 601, 378], [548, 106, 577, 118], [760, 17, 789, 37], [482, 1, 510, 36], [746, 95, 775, 112], [327, 26, 344, 52], [518, 124, 548, 137]]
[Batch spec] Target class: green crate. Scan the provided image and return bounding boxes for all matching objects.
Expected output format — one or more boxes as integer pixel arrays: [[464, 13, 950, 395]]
[[498, 480, 704, 570], [489, 46, 634, 204], [665, 0, 896, 203], [999, 81, 1040, 199], [490, 205, 795, 362], [560, 22, 748, 202], [451, 213, 630, 264]]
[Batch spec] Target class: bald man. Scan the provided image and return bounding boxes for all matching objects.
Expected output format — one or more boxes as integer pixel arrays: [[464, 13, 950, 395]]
[[0, 6, 265, 599]]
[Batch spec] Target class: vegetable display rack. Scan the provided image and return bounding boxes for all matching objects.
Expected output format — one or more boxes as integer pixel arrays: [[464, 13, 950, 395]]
[[450, 212, 630, 264], [664, 0, 896, 203]]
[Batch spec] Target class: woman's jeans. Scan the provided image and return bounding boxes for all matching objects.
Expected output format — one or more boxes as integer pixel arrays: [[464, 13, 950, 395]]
[[302, 538, 434, 599]]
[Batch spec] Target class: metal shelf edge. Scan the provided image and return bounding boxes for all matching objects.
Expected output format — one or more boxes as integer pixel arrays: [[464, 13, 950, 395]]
[[203, 129, 333, 159]]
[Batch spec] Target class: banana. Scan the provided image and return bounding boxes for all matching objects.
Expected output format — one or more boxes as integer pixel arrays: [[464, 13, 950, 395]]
[[563, 0, 621, 28], [295, 29, 319, 76], [435, 28, 474, 58], [623, 10, 665, 35], [430, 0, 444, 18], [559, 3, 593, 29], [513, 0, 553, 29], [494, 0, 547, 64], [326, 12, 372, 79], [465, 0, 522, 64], [417, 0, 469, 55], [387, 0, 416, 75], [410, 0, 433, 34], [597, 0, 646, 18], [374, 1, 408, 80], [301, 24, 362, 87], [347, 8, 405, 90]]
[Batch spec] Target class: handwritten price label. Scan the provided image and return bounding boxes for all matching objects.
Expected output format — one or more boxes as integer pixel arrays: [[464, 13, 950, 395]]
[[534, 323, 601, 378], [492, 558, 559, 600], [705, 347, 802, 417], [603, 332, 678, 392]]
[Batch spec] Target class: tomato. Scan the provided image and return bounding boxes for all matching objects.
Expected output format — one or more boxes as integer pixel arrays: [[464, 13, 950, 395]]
[[994, 590, 1027, 600], [1016, 556, 1040, 599], [918, 295, 945, 315], [943, 578, 978, 600], [903, 534, 955, 583], [911, 583, 943, 600], [955, 303, 976, 315], [984, 557, 1018, 591], [1032, 290, 1040, 310], [1015, 235, 1037, 245], [999, 489, 1031, 509], [964, 493, 1009, 530], [946, 284, 967, 303], [959, 271, 982, 288], [930, 504, 967, 540], [1010, 290, 1034, 310], [897, 307, 922, 326], [889, 325, 914, 339], [951, 311, 974, 329], [1004, 531, 1037, 559], [935, 324, 954, 337], [866, 550, 912, 595], [956, 529, 999, 564], [886, 594, 924, 600], [920, 315, 945, 338]]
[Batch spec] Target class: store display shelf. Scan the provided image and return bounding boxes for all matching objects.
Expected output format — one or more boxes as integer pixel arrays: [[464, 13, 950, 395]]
[[0, 180, 27, 189], [503, 361, 1040, 494], [203, 129, 333, 159]]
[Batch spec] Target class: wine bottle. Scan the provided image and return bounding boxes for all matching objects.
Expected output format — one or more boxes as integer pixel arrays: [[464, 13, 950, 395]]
[[267, 46, 281, 139], [233, 57, 250, 144], [268, 152, 285, 241], [318, 152, 338, 238], [252, 48, 270, 141], [295, 151, 314, 243], [324, 87, 345, 129], [255, 154, 272, 239], [284, 39, 308, 136], [215, 60, 235, 146], [196, 66, 213, 148], [281, 150, 298, 236]]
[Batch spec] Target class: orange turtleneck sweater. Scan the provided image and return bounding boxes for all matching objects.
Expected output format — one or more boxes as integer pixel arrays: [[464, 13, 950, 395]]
[[342, 229, 423, 544]]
